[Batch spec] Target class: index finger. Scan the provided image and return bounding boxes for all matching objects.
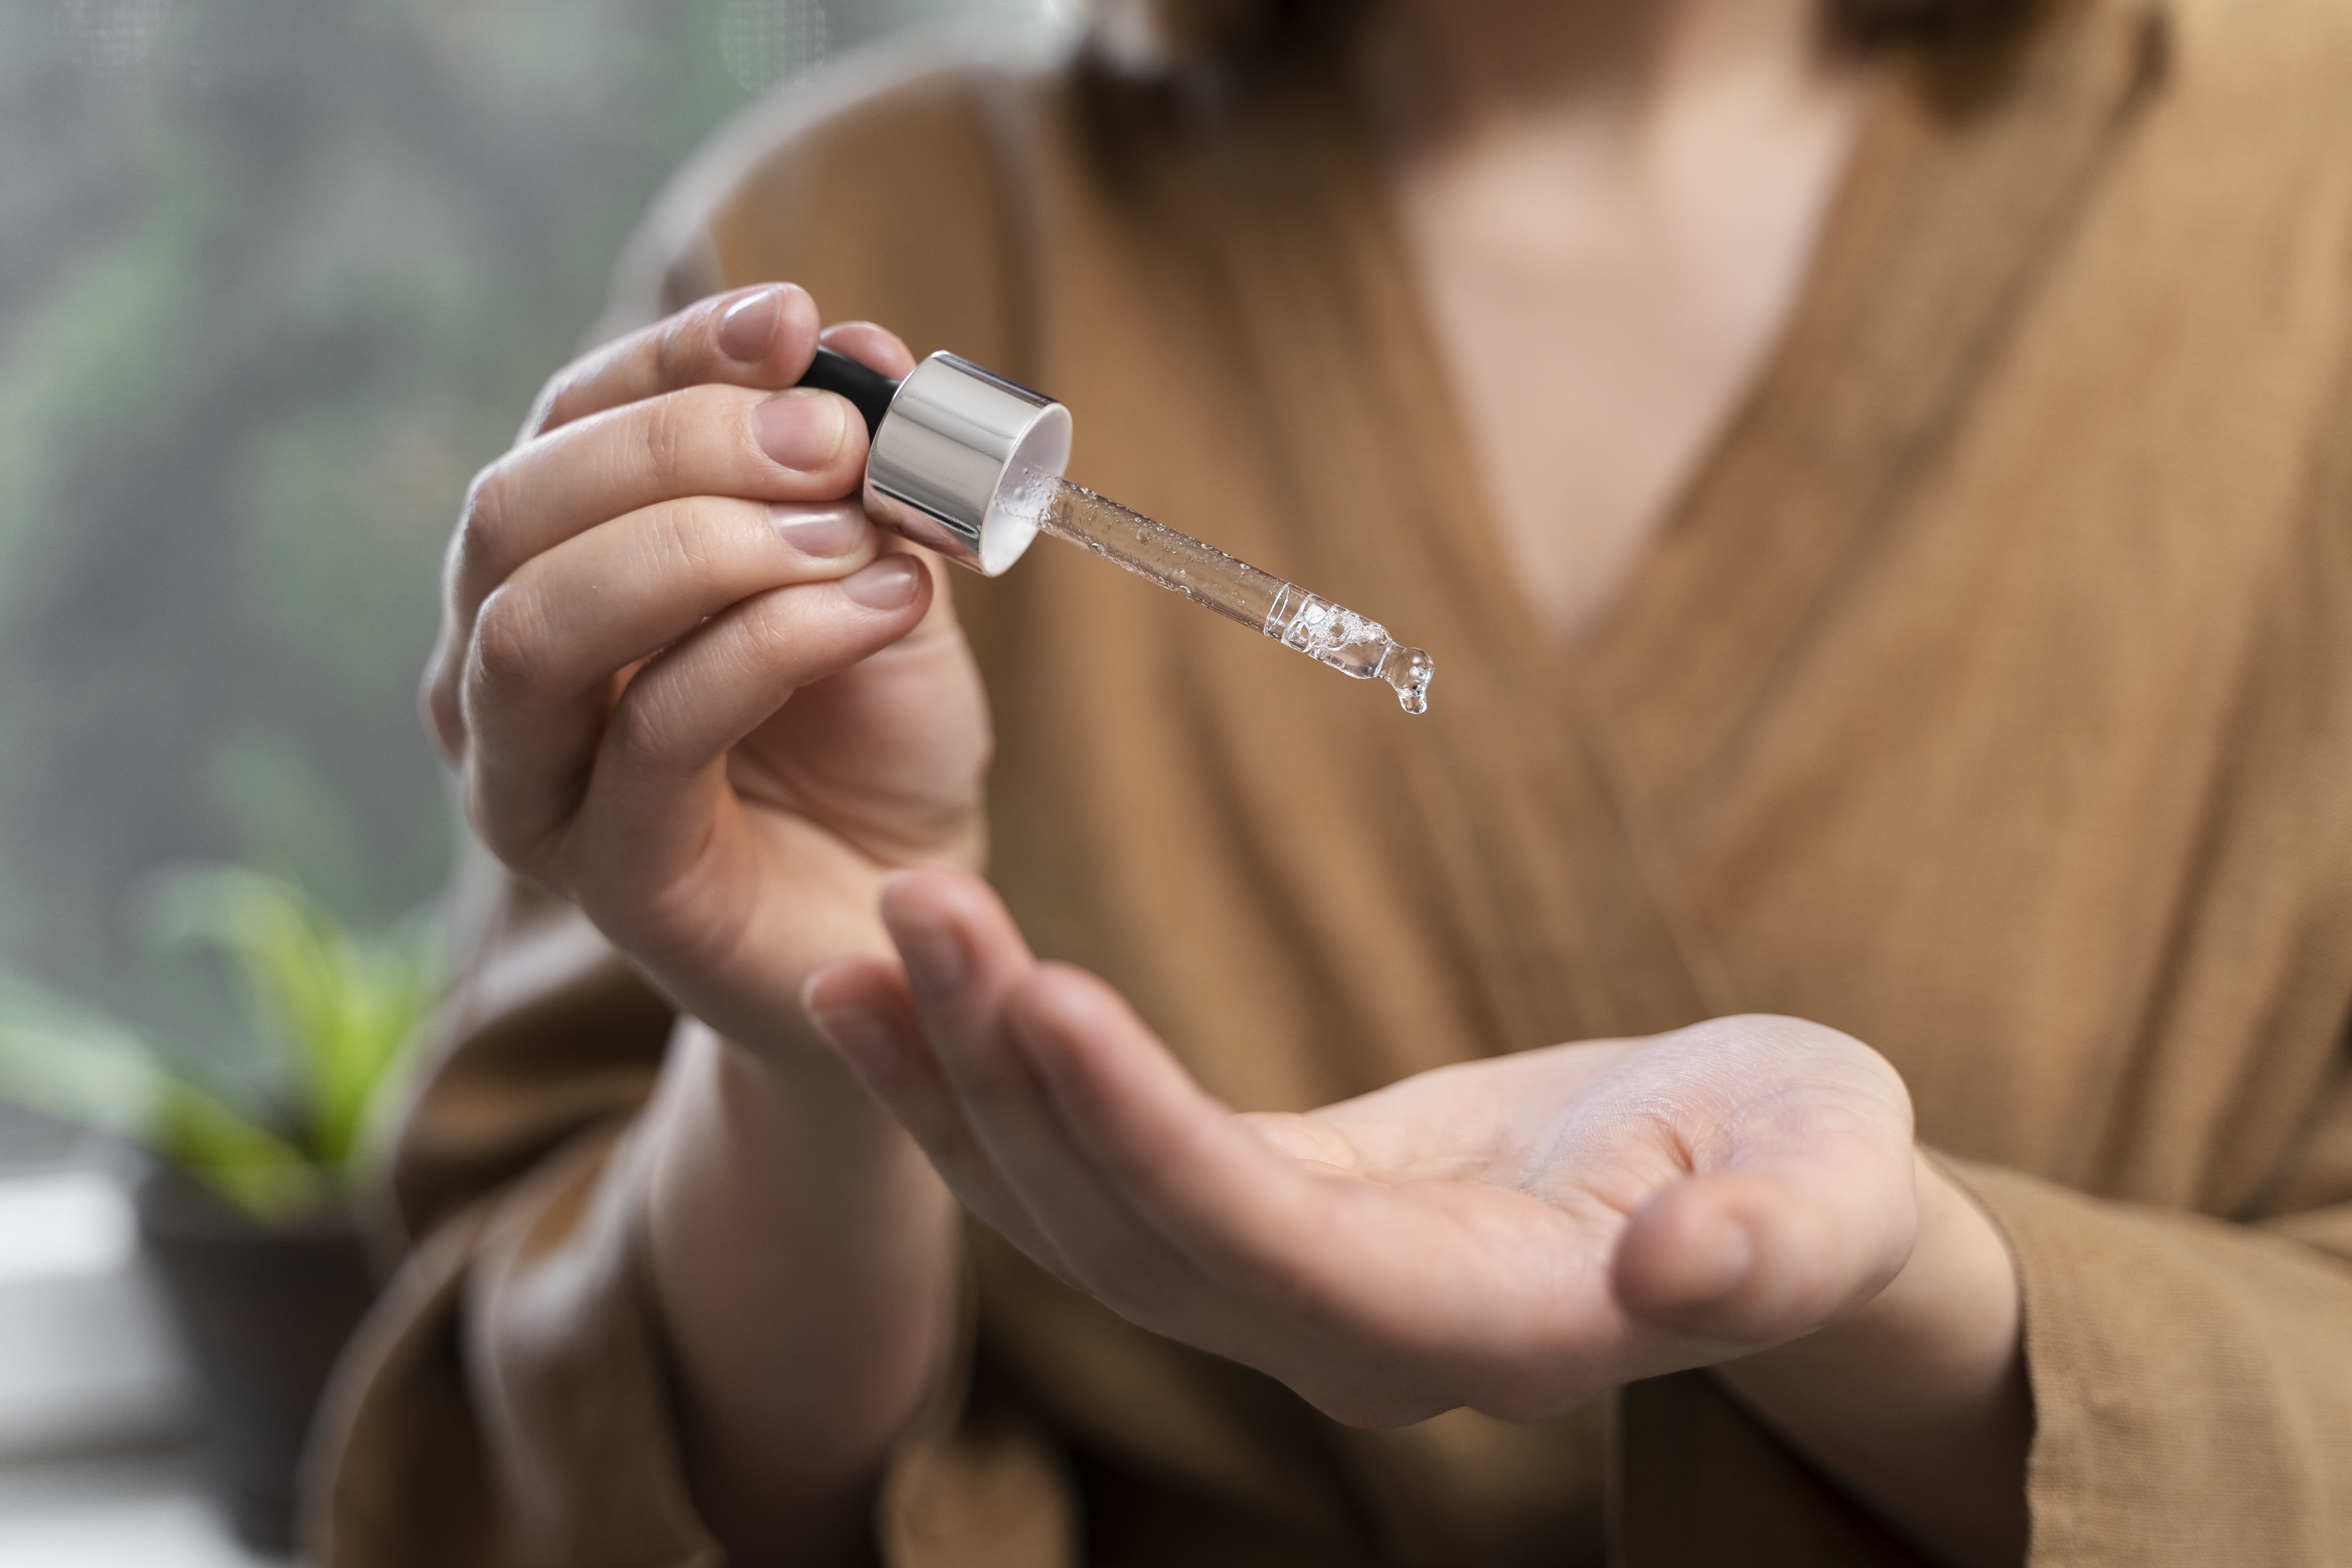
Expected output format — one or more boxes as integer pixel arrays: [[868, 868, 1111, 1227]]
[[526, 283, 828, 438]]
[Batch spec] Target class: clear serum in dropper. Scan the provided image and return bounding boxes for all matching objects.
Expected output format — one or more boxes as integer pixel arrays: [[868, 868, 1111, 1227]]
[[1012, 472, 1436, 714]]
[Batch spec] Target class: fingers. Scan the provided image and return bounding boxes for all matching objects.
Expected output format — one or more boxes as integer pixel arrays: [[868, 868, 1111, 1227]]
[[819, 319, 919, 381], [456, 499, 888, 865], [427, 289, 914, 768], [999, 966, 1325, 1285], [529, 290, 920, 438], [875, 874, 1206, 1304], [876, 871, 1351, 1342], [999, 971, 1629, 1425], [530, 283, 824, 437], [800, 954, 1045, 1249], [453, 380, 869, 630], [429, 378, 871, 762], [816, 870, 1210, 1318], [493, 499, 877, 705], [556, 558, 934, 886], [802, 899, 1069, 1275]]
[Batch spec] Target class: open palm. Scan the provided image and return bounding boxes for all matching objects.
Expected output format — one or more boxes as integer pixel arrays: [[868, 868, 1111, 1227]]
[[807, 868, 1922, 1428]]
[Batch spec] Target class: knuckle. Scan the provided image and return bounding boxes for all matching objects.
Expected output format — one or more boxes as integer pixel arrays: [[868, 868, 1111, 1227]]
[[605, 682, 681, 776], [731, 589, 802, 670], [454, 462, 514, 587], [637, 392, 694, 488], [653, 309, 710, 388], [461, 758, 573, 888], [643, 497, 723, 579], [524, 349, 600, 437], [469, 583, 548, 697]]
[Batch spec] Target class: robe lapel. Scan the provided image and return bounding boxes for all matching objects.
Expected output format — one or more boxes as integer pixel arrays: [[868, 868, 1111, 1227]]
[[1184, 0, 2167, 1054], [1188, 89, 1718, 1051], [1582, 0, 2171, 819]]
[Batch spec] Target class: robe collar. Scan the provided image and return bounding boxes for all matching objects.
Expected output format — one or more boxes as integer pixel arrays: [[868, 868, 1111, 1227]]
[[1186, 0, 2173, 1048]]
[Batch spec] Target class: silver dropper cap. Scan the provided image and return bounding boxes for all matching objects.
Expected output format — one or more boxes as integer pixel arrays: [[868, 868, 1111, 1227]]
[[861, 352, 1071, 577]]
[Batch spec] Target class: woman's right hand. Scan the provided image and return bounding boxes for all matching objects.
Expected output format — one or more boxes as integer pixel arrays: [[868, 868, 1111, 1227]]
[[423, 283, 993, 1056]]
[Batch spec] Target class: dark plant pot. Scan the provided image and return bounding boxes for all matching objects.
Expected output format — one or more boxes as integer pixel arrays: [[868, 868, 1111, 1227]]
[[135, 1166, 378, 1558]]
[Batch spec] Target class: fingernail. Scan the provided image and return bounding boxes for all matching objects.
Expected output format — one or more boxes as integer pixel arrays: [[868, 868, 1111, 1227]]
[[893, 915, 967, 1000], [770, 502, 864, 559], [752, 388, 847, 471], [811, 1004, 908, 1085], [840, 555, 922, 611], [717, 288, 782, 362]]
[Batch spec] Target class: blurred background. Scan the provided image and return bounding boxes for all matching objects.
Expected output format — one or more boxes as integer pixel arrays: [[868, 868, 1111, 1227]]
[[0, 0, 1070, 1560]]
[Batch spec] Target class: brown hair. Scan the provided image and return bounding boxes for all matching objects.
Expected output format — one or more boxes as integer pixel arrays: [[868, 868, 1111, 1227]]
[[1069, 0, 2046, 170], [1130, 0, 2041, 73]]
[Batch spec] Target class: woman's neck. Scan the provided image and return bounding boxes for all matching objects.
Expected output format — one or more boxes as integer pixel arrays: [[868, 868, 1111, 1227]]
[[1354, 0, 1876, 647]]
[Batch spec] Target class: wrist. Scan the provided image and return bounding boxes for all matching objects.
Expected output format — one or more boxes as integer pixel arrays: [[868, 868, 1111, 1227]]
[[1832, 1152, 2020, 1370], [1710, 1150, 2030, 1568], [1717, 1150, 2020, 1404], [642, 1019, 960, 1540], [648, 1018, 914, 1189]]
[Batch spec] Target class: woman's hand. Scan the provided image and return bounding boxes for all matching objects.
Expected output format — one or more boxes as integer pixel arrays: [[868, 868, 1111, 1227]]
[[811, 868, 2030, 1568], [813, 867, 1919, 1422], [423, 285, 992, 1055], [426, 288, 989, 1559]]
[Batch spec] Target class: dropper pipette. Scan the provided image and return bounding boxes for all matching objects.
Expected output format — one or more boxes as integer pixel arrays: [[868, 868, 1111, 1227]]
[[797, 346, 1436, 714], [1021, 474, 1434, 714]]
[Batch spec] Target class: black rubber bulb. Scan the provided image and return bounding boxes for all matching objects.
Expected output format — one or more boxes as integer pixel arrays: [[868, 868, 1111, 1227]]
[[794, 345, 900, 439]]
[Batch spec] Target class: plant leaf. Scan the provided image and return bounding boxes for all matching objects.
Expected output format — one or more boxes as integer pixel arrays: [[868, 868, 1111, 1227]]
[[143, 866, 442, 1164], [0, 971, 328, 1224]]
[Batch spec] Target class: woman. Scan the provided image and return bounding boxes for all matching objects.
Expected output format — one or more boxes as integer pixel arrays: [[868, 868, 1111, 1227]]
[[322, 0, 2352, 1564]]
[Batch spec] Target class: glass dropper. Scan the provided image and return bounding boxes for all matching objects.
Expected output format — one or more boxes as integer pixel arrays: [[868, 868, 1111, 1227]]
[[1013, 472, 1435, 714], [798, 345, 1436, 714]]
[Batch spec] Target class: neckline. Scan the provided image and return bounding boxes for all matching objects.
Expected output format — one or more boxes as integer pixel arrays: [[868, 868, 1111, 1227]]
[[1358, 40, 1894, 664], [1167, 0, 2169, 1041], [1313, 0, 2171, 804]]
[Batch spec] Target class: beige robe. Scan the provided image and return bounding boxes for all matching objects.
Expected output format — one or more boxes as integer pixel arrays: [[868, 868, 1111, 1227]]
[[317, 0, 2352, 1562]]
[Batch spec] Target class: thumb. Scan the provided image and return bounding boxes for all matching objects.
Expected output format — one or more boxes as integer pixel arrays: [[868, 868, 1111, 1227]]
[[1611, 1158, 1918, 1345]]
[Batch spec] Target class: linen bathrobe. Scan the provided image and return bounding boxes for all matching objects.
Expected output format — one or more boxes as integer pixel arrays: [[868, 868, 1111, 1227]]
[[318, 0, 2352, 1562]]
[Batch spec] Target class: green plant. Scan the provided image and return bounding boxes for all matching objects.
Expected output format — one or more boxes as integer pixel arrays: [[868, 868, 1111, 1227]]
[[0, 867, 441, 1224]]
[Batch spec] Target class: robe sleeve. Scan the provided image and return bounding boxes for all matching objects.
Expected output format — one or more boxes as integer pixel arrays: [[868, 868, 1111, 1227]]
[[308, 863, 720, 1568], [305, 73, 744, 1552], [312, 51, 1084, 1567], [1955, 1064, 2352, 1566], [312, 853, 1079, 1568], [1615, 1048, 2352, 1568]]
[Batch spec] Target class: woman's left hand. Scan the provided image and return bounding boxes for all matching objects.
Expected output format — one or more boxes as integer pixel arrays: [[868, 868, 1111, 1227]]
[[811, 867, 1925, 1415], [807, 868, 2029, 1565]]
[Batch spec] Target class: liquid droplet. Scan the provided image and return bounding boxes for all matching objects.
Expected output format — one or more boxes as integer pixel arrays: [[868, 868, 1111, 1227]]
[[1380, 645, 1435, 714]]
